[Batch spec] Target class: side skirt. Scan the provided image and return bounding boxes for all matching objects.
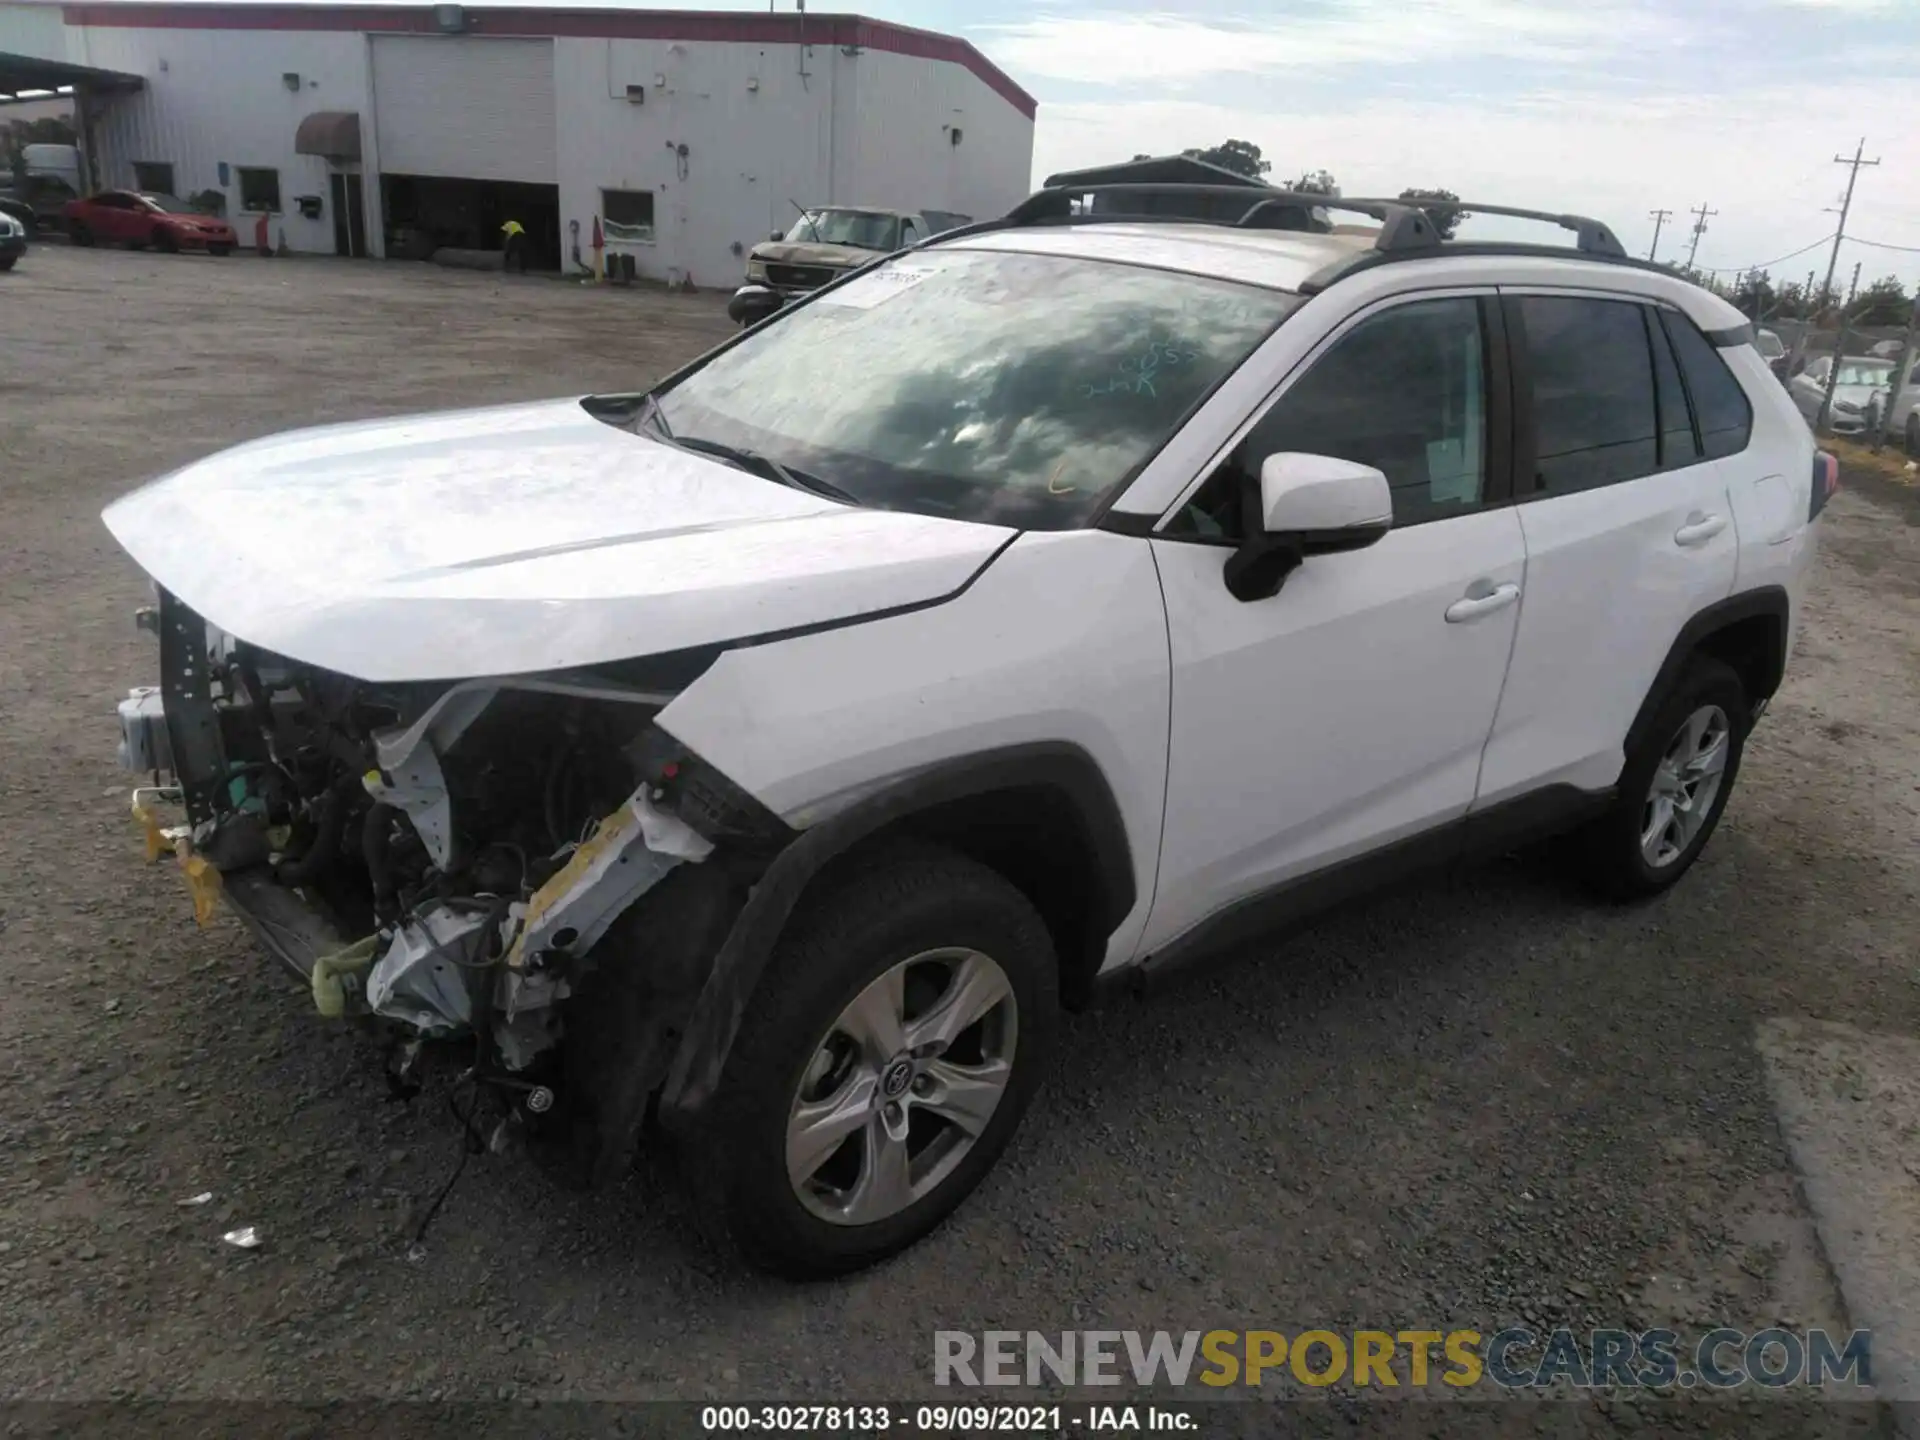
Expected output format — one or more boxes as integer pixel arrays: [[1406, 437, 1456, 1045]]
[[1106, 783, 1614, 998]]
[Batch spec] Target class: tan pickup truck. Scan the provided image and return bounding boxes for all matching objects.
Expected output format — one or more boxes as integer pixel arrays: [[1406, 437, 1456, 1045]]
[[728, 205, 970, 326]]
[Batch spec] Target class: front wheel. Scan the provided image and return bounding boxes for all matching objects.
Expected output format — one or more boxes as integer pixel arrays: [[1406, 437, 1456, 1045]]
[[1573, 656, 1748, 900], [68, 222, 91, 247], [693, 845, 1058, 1277], [208, 243, 232, 257]]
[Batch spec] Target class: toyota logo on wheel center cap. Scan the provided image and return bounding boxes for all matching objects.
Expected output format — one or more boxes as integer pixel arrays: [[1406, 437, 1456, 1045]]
[[881, 1059, 914, 1098]]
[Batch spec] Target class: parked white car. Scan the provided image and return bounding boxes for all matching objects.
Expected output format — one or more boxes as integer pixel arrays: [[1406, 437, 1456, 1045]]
[[104, 187, 1829, 1276], [1788, 354, 1897, 435]]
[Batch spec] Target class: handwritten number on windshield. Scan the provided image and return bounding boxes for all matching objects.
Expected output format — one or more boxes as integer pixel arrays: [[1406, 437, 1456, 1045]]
[[1083, 340, 1201, 400]]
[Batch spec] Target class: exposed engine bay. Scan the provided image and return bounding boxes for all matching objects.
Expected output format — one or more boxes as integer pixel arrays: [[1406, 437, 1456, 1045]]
[[120, 587, 791, 1156]]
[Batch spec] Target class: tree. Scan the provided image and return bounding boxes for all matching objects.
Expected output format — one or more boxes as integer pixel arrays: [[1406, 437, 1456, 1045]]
[[1854, 274, 1912, 328], [1180, 139, 1271, 180], [1731, 268, 1777, 320], [2, 115, 77, 187], [1289, 169, 1339, 196], [1398, 186, 1468, 240]]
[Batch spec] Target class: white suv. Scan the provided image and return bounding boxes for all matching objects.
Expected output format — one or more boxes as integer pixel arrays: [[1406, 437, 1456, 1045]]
[[106, 188, 1830, 1277]]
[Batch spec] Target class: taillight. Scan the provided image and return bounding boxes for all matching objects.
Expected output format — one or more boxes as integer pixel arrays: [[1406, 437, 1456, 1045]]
[[1810, 450, 1840, 520]]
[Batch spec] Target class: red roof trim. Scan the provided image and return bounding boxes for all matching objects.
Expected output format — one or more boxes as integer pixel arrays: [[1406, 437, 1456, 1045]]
[[57, 4, 1037, 118]]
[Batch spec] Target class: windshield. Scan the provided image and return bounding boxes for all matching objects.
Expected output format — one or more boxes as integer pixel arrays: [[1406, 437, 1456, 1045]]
[[1755, 330, 1785, 359], [783, 210, 901, 251], [651, 248, 1299, 528], [138, 193, 194, 214], [1835, 360, 1893, 387]]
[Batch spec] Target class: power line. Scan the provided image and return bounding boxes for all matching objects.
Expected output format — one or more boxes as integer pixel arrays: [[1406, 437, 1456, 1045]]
[[1701, 233, 1837, 275], [1647, 208, 1673, 263], [1847, 234, 1920, 255], [1684, 202, 1717, 271]]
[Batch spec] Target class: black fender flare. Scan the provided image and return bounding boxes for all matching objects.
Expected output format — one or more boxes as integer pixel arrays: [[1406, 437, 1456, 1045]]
[[654, 740, 1136, 1133], [1625, 585, 1789, 757]]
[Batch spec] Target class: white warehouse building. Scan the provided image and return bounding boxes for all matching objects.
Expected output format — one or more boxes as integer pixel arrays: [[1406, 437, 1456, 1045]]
[[0, 1, 1035, 282]]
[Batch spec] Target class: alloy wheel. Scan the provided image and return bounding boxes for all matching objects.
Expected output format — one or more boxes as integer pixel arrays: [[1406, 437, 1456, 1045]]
[[1641, 703, 1730, 868], [786, 947, 1018, 1227]]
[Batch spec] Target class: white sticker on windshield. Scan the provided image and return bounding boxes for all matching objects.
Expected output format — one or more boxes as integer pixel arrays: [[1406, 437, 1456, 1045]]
[[813, 266, 935, 310]]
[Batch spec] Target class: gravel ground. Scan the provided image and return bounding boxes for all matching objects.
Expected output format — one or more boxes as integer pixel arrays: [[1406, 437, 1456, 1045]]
[[1, 245, 1916, 1428]]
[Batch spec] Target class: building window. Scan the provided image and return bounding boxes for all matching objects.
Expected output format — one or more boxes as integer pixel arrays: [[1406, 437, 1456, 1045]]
[[237, 167, 282, 213], [601, 188, 654, 242], [132, 161, 175, 195]]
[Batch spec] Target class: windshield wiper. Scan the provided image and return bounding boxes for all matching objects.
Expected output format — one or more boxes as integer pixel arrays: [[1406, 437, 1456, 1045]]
[[670, 434, 860, 507]]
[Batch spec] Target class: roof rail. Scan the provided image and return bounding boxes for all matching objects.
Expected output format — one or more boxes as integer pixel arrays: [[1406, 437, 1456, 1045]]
[[921, 184, 1649, 293]]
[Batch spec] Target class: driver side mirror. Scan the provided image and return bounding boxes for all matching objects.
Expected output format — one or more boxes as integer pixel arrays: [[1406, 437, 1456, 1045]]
[[1223, 453, 1392, 602], [770, 230, 784, 241]]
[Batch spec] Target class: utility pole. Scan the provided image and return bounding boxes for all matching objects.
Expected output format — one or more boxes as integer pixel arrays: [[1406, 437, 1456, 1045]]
[[1818, 261, 1865, 437], [1683, 203, 1717, 273], [1815, 139, 1881, 433], [1647, 208, 1673, 263], [1812, 141, 1873, 433]]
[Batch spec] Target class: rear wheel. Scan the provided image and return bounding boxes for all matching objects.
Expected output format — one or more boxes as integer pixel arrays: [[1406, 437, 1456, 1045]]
[[0, 256, 15, 272], [1573, 657, 1748, 900], [153, 226, 178, 254], [692, 845, 1058, 1277], [1907, 413, 1919, 459], [68, 222, 91, 247]]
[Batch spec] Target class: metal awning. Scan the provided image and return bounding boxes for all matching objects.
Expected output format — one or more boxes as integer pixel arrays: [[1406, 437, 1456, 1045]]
[[0, 51, 144, 103], [294, 111, 361, 162]]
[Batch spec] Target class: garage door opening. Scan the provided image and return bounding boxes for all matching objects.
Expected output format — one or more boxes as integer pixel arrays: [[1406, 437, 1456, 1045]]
[[380, 175, 559, 271]]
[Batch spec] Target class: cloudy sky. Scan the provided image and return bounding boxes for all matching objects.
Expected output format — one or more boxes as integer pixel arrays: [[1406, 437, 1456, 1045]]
[[882, 0, 1920, 292]]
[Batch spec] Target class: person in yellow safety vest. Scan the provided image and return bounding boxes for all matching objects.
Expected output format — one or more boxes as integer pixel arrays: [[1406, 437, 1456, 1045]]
[[501, 218, 528, 274]]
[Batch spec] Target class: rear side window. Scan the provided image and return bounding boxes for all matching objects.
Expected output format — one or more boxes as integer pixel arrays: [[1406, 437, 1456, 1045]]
[[1646, 308, 1701, 470], [1518, 296, 1657, 494], [1660, 311, 1752, 459]]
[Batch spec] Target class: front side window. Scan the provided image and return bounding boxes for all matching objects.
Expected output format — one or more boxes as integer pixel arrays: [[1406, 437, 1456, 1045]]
[[1661, 311, 1753, 459], [784, 209, 901, 252], [650, 248, 1298, 529], [137, 193, 194, 215], [1170, 296, 1490, 539], [1519, 295, 1658, 494]]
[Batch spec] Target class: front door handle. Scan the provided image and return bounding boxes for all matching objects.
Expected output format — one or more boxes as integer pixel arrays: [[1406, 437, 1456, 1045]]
[[1674, 511, 1728, 547], [1444, 580, 1521, 624]]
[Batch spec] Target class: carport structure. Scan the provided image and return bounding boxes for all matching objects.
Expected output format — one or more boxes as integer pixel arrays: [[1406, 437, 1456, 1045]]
[[0, 48, 143, 193]]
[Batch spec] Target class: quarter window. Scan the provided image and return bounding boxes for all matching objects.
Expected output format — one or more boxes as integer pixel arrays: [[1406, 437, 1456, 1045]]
[[1170, 296, 1490, 539], [1660, 310, 1753, 459], [1518, 296, 1657, 494]]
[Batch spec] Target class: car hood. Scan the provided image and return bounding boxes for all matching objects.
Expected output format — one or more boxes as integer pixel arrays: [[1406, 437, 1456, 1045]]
[[102, 397, 1014, 683], [751, 240, 879, 268]]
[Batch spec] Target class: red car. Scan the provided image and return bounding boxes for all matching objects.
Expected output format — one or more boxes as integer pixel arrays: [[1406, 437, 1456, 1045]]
[[64, 190, 237, 255]]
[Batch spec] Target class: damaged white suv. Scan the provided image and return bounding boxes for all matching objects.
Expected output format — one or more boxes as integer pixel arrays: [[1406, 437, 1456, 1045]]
[[107, 188, 1830, 1277]]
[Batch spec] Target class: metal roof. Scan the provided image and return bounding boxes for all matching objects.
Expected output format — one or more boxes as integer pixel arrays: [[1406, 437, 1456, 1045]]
[[0, 49, 143, 101]]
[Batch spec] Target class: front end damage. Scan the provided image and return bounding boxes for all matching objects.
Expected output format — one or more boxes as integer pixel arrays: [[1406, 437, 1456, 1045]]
[[119, 587, 790, 1176]]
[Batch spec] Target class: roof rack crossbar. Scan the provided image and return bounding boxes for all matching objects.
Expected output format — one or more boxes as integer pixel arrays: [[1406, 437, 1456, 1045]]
[[1343, 197, 1627, 257]]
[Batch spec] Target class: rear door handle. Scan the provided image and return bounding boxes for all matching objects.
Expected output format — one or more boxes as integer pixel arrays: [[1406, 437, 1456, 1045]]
[[1444, 581, 1521, 623], [1674, 511, 1728, 547]]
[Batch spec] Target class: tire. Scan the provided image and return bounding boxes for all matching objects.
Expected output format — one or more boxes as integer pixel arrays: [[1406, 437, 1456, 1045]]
[[0, 256, 15, 272], [209, 243, 232, 257], [691, 844, 1058, 1277], [153, 227, 177, 254], [1907, 413, 1919, 459], [68, 223, 91, 247], [1573, 656, 1749, 901]]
